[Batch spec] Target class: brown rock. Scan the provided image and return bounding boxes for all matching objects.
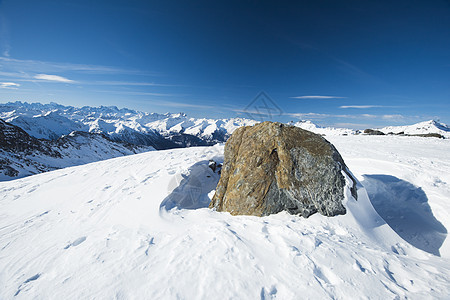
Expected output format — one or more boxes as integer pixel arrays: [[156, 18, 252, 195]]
[[209, 122, 357, 217]]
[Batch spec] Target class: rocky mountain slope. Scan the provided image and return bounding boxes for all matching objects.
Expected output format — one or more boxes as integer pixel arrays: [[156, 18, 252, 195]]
[[0, 101, 257, 149], [0, 119, 154, 181]]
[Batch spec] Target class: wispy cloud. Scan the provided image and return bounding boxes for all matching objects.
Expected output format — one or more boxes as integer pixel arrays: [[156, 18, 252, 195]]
[[285, 112, 331, 119], [382, 114, 405, 120], [340, 105, 401, 109], [34, 74, 75, 83], [285, 112, 377, 119], [290, 95, 346, 99], [0, 12, 10, 57], [0, 82, 20, 89], [340, 105, 382, 109], [93, 81, 179, 87], [94, 90, 183, 97], [0, 56, 154, 75], [287, 38, 384, 85]]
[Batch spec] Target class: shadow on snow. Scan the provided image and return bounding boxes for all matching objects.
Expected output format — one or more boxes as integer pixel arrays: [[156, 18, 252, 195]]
[[160, 159, 222, 211], [362, 174, 447, 256]]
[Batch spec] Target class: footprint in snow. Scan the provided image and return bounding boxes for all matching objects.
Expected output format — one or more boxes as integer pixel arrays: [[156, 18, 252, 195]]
[[64, 236, 87, 249], [14, 273, 41, 296]]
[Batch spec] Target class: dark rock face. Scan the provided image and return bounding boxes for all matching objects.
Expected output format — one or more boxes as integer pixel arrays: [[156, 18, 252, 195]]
[[209, 122, 357, 217], [0, 119, 153, 180], [0, 119, 61, 156], [363, 129, 385, 135]]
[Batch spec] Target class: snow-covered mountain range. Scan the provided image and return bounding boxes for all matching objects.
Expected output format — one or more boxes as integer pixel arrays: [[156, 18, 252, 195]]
[[2, 102, 449, 146], [1, 101, 449, 181], [0, 119, 153, 181], [0, 101, 257, 149]]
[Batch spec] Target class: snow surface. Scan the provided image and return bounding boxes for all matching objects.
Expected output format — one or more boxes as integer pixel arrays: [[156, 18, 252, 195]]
[[1, 136, 450, 298]]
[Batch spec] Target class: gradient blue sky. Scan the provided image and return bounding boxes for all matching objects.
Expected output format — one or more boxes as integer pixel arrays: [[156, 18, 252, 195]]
[[0, 0, 449, 128]]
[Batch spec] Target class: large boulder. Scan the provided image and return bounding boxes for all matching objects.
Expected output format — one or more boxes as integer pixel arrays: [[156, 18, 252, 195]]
[[209, 122, 357, 217]]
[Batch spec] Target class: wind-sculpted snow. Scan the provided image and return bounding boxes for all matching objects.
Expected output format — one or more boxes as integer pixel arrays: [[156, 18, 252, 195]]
[[362, 174, 447, 256], [1, 137, 450, 298]]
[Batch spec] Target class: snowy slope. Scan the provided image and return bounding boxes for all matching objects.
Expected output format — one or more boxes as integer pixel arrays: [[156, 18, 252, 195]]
[[1, 137, 449, 298], [379, 120, 450, 138]]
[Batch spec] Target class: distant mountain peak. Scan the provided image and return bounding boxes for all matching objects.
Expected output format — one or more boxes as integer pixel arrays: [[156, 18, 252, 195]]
[[379, 120, 449, 138]]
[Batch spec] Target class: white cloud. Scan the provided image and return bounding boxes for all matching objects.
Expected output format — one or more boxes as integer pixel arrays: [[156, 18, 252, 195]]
[[290, 95, 346, 99], [34, 74, 75, 83], [285, 112, 331, 119], [0, 82, 20, 89], [0, 56, 155, 75], [94, 90, 182, 97], [340, 105, 382, 109], [94, 81, 177, 87], [382, 114, 405, 120], [285, 112, 377, 120], [361, 114, 377, 118]]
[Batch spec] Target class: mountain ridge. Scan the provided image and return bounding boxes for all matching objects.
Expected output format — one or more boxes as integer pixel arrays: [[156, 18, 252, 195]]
[[0, 118, 154, 181]]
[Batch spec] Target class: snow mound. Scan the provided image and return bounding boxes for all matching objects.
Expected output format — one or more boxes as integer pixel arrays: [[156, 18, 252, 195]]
[[1, 138, 449, 298]]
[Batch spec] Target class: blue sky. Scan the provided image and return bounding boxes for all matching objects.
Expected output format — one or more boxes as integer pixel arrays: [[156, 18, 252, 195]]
[[0, 0, 449, 128]]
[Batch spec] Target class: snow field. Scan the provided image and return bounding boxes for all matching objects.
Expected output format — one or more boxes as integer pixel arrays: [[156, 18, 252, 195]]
[[0, 137, 450, 299]]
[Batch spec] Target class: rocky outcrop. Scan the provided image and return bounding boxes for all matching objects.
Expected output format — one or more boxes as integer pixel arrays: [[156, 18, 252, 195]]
[[363, 129, 385, 135], [209, 122, 357, 217], [0, 119, 153, 180]]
